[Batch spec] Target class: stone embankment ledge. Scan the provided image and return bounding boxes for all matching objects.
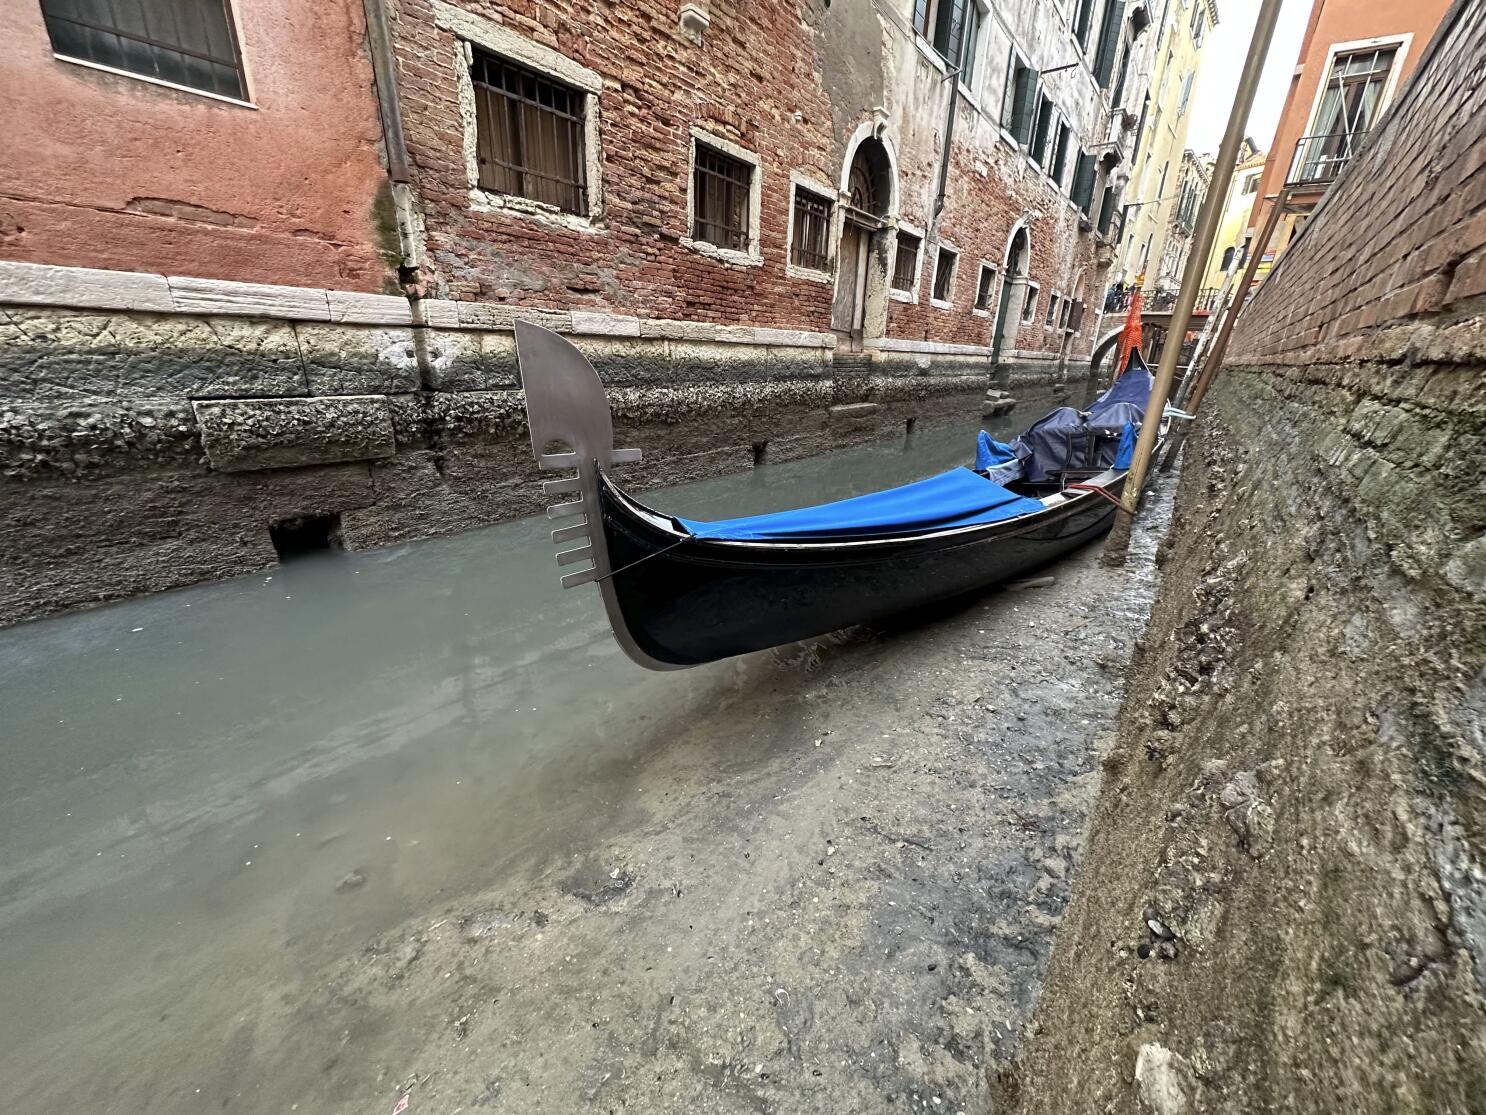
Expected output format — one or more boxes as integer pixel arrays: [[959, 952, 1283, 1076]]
[[1010, 4, 1486, 1110], [0, 260, 1080, 626]]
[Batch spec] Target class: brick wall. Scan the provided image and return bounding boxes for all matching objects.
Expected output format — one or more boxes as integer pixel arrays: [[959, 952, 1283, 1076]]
[[1012, 3, 1486, 1108], [389, 0, 1110, 359]]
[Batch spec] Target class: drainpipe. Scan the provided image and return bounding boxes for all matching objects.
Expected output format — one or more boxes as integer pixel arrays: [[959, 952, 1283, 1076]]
[[930, 63, 963, 230], [361, 0, 427, 291]]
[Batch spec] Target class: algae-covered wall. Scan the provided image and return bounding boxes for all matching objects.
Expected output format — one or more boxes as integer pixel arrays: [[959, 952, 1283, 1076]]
[[1010, 3, 1486, 1110]]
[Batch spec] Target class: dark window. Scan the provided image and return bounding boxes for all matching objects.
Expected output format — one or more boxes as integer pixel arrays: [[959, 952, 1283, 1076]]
[[40, 0, 245, 99], [1097, 183, 1118, 235], [1059, 298, 1072, 330], [790, 187, 832, 271], [1050, 121, 1071, 185], [1073, 0, 1097, 49], [1219, 245, 1235, 271], [1021, 285, 1039, 324], [975, 264, 996, 310], [472, 51, 587, 214], [916, 0, 979, 74], [692, 143, 753, 251], [1045, 295, 1059, 328], [1030, 96, 1054, 167], [1092, 0, 1126, 89], [1068, 300, 1085, 332], [932, 247, 957, 301], [1003, 56, 1038, 145], [892, 232, 921, 292]]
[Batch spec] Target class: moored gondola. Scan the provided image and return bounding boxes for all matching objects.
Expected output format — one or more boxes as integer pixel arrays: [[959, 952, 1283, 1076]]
[[515, 322, 1156, 670]]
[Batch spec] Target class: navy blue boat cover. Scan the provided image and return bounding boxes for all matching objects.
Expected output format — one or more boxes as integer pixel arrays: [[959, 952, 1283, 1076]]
[[677, 467, 1046, 541]]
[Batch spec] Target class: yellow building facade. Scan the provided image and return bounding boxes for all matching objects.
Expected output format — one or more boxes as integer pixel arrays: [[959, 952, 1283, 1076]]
[[1109, 0, 1217, 290]]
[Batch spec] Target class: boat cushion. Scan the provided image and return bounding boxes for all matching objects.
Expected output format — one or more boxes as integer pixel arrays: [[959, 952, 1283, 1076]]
[[677, 467, 1047, 541]]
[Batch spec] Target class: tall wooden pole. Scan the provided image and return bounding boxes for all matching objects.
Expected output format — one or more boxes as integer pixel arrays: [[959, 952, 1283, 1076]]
[[1100, 0, 1287, 566], [1158, 187, 1290, 472]]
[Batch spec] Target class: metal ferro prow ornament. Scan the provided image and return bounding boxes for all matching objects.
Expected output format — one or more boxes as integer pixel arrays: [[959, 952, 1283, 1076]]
[[513, 321, 681, 670]]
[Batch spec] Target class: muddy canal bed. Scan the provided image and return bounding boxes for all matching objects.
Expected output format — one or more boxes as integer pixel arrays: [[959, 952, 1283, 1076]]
[[1, 404, 1175, 1114]]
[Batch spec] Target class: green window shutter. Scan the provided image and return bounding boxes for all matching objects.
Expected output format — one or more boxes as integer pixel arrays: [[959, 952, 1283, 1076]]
[[1072, 152, 1097, 214], [1013, 67, 1038, 145], [1001, 53, 1018, 131], [1093, 0, 1125, 88], [1097, 185, 1118, 234]]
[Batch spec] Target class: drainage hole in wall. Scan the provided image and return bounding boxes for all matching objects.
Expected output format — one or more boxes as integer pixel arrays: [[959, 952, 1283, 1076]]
[[752, 440, 769, 466], [270, 513, 343, 561]]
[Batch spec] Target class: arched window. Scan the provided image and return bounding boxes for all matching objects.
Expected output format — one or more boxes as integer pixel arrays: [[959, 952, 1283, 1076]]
[[1220, 246, 1235, 272]]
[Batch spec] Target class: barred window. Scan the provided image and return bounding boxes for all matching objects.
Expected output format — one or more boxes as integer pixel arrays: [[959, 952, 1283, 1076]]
[[790, 187, 832, 272], [1021, 283, 1039, 324], [692, 143, 753, 251], [472, 51, 588, 214], [932, 247, 958, 302], [40, 0, 245, 100], [974, 264, 996, 310], [892, 233, 921, 292]]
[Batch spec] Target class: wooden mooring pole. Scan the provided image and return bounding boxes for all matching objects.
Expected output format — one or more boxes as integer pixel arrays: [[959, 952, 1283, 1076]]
[[1100, 0, 1286, 566]]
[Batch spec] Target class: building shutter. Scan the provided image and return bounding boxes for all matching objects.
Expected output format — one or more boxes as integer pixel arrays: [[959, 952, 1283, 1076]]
[[1093, 0, 1126, 88], [1072, 152, 1097, 214], [1013, 66, 1038, 145]]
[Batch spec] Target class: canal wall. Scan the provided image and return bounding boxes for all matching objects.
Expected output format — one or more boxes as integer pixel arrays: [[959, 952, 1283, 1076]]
[[1010, 4, 1486, 1111], [0, 260, 1087, 626]]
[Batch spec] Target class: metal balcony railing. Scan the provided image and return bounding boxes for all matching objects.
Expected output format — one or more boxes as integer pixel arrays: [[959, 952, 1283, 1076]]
[[1287, 130, 1368, 187], [1102, 286, 1224, 314]]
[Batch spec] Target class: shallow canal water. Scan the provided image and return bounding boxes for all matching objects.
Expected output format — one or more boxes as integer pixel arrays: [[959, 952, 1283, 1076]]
[[0, 389, 1098, 1112]]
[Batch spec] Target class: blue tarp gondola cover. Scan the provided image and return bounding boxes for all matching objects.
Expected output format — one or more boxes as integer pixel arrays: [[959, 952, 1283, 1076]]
[[677, 467, 1046, 541]]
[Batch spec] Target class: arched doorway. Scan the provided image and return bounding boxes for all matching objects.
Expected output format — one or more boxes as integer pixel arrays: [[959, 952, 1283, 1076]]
[[833, 136, 894, 351], [992, 225, 1030, 363]]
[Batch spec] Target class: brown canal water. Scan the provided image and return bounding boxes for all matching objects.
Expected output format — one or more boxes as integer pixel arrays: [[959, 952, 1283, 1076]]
[[0, 389, 1098, 1112]]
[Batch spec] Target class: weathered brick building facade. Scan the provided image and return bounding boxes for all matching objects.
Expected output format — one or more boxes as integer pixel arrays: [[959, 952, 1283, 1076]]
[[1, 0, 1153, 622], [387, 0, 1143, 376]]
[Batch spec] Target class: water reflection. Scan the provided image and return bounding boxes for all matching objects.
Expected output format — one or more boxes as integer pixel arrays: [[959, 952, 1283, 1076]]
[[0, 389, 1094, 1111]]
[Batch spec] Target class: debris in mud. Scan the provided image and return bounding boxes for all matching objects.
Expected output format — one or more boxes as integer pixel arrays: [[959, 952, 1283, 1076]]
[[335, 869, 366, 892], [1007, 576, 1057, 591]]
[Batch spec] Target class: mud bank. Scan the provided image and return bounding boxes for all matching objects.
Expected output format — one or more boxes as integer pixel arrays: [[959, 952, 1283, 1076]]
[[1009, 370, 1486, 1113], [19, 486, 1171, 1115]]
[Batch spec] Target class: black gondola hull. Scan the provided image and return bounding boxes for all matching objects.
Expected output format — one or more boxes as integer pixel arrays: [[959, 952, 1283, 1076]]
[[598, 474, 1127, 667]]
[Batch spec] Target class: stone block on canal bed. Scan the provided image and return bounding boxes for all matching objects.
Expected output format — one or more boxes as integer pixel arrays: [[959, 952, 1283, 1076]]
[[194, 396, 395, 472]]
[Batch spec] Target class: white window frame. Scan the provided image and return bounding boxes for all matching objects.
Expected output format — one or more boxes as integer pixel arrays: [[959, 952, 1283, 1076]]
[[785, 172, 837, 284], [437, 1, 606, 232], [47, 0, 257, 108], [929, 241, 960, 309], [971, 260, 998, 317], [890, 221, 926, 304], [683, 127, 764, 267], [1299, 34, 1414, 142], [1020, 281, 1040, 325]]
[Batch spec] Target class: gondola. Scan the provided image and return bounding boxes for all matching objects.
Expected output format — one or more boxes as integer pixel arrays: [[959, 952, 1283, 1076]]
[[515, 322, 1157, 670]]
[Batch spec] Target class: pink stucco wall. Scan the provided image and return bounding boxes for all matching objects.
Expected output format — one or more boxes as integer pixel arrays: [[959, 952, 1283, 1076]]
[[0, 1, 394, 292]]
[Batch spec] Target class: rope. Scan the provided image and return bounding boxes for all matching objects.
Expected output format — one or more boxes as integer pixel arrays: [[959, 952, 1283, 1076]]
[[1065, 482, 1134, 515]]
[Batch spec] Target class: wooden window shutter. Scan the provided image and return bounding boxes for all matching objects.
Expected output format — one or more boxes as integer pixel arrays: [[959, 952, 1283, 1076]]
[[1093, 0, 1125, 88]]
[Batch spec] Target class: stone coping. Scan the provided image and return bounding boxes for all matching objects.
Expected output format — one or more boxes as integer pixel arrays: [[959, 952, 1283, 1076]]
[[0, 261, 835, 349], [0, 261, 1089, 363]]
